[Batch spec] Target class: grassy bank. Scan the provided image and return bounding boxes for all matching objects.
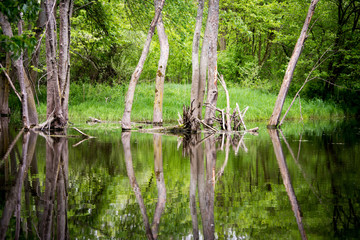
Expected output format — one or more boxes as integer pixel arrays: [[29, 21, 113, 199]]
[[33, 82, 344, 124]]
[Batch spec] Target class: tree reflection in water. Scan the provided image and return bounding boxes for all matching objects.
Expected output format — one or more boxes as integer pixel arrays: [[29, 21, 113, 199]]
[[268, 129, 307, 240], [121, 132, 166, 240], [0, 123, 69, 240]]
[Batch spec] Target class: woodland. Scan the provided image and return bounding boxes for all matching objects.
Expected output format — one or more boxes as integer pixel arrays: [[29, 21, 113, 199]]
[[1, 0, 360, 131]]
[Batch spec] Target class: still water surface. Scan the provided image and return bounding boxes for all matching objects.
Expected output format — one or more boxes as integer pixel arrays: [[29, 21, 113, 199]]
[[0, 119, 359, 239]]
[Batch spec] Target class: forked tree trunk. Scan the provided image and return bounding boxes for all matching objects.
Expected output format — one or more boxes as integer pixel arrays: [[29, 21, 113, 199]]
[[204, 0, 220, 126], [153, 0, 169, 126], [190, 0, 204, 131], [44, 0, 73, 128], [121, 0, 166, 130], [268, 0, 320, 128]]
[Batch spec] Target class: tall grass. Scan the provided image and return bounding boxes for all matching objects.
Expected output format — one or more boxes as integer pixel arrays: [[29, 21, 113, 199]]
[[32, 82, 343, 124]]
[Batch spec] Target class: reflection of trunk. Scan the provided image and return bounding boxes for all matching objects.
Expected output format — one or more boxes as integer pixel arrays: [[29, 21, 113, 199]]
[[186, 133, 215, 240], [153, 0, 169, 126], [122, 132, 167, 239], [268, 129, 307, 240], [122, 132, 153, 239], [39, 137, 68, 239], [201, 134, 216, 239], [189, 134, 201, 240], [121, 0, 166, 130], [268, 0, 319, 128], [0, 131, 37, 239], [152, 134, 166, 238]]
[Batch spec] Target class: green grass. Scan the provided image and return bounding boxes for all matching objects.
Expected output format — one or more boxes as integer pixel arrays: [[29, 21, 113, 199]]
[[32, 82, 343, 124]]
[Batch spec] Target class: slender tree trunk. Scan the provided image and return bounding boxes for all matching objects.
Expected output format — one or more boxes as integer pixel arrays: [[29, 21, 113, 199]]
[[190, 0, 205, 131], [204, 0, 220, 126], [0, 54, 10, 116], [268, 0, 320, 128], [0, 12, 38, 127], [121, 0, 166, 130], [153, 0, 169, 126]]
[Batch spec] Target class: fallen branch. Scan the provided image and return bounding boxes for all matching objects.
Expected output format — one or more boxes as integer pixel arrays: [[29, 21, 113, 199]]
[[218, 74, 231, 131], [72, 127, 94, 139], [236, 103, 247, 131], [195, 117, 218, 132]]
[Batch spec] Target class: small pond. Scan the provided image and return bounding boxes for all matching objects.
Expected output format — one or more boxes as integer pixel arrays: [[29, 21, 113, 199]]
[[0, 119, 359, 239]]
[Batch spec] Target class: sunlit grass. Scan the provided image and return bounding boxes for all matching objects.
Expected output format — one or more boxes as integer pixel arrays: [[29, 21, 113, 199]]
[[35, 82, 343, 125]]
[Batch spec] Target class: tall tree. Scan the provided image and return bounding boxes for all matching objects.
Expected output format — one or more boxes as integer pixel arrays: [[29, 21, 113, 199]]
[[268, 0, 320, 128], [121, 0, 165, 130], [44, 0, 73, 129], [190, 0, 205, 131], [153, 0, 169, 126], [190, 0, 220, 130]]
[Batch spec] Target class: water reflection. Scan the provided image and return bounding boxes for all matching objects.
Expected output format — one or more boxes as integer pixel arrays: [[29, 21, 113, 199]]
[[121, 132, 166, 240], [0, 125, 68, 240], [268, 129, 307, 240], [187, 133, 216, 240]]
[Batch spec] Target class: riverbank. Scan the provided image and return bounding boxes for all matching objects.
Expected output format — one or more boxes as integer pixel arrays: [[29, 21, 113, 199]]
[[31, 82, 343, 124]]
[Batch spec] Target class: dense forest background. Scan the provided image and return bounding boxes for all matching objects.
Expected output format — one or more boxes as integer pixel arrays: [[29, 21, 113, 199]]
[[2, 0, 360, 117]]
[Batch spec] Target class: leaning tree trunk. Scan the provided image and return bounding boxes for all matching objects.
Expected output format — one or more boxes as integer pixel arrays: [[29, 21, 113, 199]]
[[0, 12, 38, 127], [268, 0, 320, 128], [153, 0, 169, 126], [190, 0, 205, 131], [121, 0, 166, 130], [204, 0, 220, 126], [44, 0, 73, 129]]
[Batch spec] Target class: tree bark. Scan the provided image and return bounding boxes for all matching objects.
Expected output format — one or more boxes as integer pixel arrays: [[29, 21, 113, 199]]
[[153, 0, 169, 126], [204, 0, 220, 126], [45, 0, 73, 128], [0, 54, 10, 116], [121, 0, 166, 130], [268, 0, 320, 128], [0, 12, 38, 127], [190, 0, 205, 131]]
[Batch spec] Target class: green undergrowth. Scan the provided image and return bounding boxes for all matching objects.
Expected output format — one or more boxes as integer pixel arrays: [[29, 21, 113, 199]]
[[32, 82, 343, 124]]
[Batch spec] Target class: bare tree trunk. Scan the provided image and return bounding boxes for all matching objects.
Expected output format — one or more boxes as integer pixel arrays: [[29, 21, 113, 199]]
[[44, 0, 73, 128], [59, 0, 73, 122], [121, 0, 166, 130], [153, 0, 169, 126], [0, 12, 38, 127], [0, 54, 10, 116], [268, 0, 320, 128], [204, 0, 220, 126], [190, 0, 205, 131]]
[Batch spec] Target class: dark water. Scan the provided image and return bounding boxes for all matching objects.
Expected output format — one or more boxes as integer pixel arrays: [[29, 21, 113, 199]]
[[0, 119, 360, 239]]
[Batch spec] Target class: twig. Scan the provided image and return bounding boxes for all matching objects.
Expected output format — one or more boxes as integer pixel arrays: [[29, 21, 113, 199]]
[[195, 117, 218, 132], [218, 74, 231, 131], [0, 63, 22, 101], [236, 103, 247, 130]]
